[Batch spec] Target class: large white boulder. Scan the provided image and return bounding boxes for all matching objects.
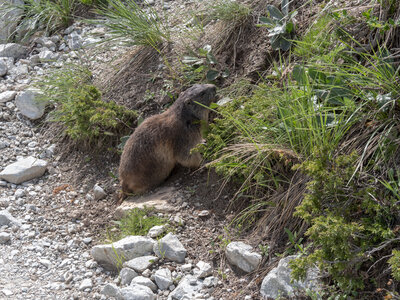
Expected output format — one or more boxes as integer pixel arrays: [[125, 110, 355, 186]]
[[123, 255, 158, 273], [15, 90, 46, 120], [91, 236, 156, 270], [120, 284, 156, 300], [0, 156, 48, 184], [225, 241, 262, 273], [260, 255, 320, 299], [0, 0, 23, 42], [154, 268, 172, 290], [153, 233, 187, 263]]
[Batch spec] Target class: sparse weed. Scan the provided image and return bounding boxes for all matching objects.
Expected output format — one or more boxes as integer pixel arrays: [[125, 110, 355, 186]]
[[206, 0, 250, 24]]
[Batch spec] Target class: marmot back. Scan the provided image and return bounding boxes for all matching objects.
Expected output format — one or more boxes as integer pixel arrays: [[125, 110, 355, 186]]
[[119, 84, 217, 196]]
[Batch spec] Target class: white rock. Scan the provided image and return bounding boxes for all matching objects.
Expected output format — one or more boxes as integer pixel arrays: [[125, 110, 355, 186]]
[[0, 232, 11, 244], [120, 267, 138, 285], [0, 0, 23, 42], [260, 256, 320, 299], [79, 278, 93, 291], [225, 242, 262, 273], [0, 43, 27, 59], [154, 268, 172, 290], [131, 276, 157, 292], [39, 50, 59, 62], [91, 236, 156, 270], [0, 91, 17, 103], [14, 188, 25, 198], [39, 258, 51, 268], [121, 284, 156, 300], [15, 90, 46, 120], [93, 184, 107, 200], [147, 225, 167, 238], [102, 283, 122, 298], [0, 156, 48, 184], [0, 210, 21, 227], [8, 64, 28, 76], [0, 60, 7, 76], [168, 275, 203, 300], [194, 261, 212, 278], [153, 233, 187, 263], [123, 255, 158, 273], [202, 276, 217, 288]]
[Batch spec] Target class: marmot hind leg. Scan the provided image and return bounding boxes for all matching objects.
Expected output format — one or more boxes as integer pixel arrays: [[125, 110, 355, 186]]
[[176, 151, 202, 168]]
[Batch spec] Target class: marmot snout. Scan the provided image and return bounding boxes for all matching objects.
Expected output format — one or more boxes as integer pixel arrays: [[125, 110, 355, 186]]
[[119, 84, 217, 196]]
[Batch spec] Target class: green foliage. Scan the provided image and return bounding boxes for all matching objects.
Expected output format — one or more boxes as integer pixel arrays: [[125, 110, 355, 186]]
[[388, 249, 400, 281], [257, 1, 297, 51], [94, 0, 170, 49], [108, 207, 168, 242], [291, 152, 397, 294], [1, 0, 76, 40], [37, 64, 136, 144], [207, 0, 250, 23], [182, 45, 229, 83]]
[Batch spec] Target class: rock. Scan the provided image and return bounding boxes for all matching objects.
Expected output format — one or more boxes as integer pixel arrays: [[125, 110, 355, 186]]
[[123, 255, 158, 273], [120, 284, 156, 300], [0, 43, 27, 59], [147, 225, 167, 238], [8, 64, 28, 76], [181, 263, 192, 272], [93, 184, 107, 200], [260, 255, 320, 299], [0, 232, 11, 244], [0, 156, 48, 184], [0, 60, 7, 76], [38, 50, 59, 62], [0, 0, 23, 42], [168, 275, 203, 300], [79, 278, 93, 291], [225, 242, 262, 273], [202, 276, 218, 288], [120, 267, 138, 285], [102, 283, 122, 298], [91, 236, 156, 270], [131, 276, 157, 292], [198, 210, 210, 218], [0, 91, 17, 103], [153, 233, 187, 263], [194, 261, 212, 278], [15, 90, 46, 120], [154, 268, 172, 290], [0, 210, 21, 227]]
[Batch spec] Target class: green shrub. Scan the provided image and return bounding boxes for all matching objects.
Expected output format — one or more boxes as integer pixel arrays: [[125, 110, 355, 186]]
[[207, 0, 250, 23], [37, 64, 136, 145], [388, 249, 400, 281]]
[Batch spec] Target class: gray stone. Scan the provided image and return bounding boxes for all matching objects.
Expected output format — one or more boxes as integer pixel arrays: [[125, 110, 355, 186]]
[[15, 90, 46, 120], [0, 60, 7, 76], [91, 236, 156, 270], [194, 261, 212, 278], [0, 156, 48, 184], [153, 233, 187, 263], [38, 50, 59, 62], [154, 268, 172, 290], [260, 255, 320, 299], [225, 241, 262, 273], [0, 43, 27, 59], [147, 225, 167, 238], [8, 64, 28, 76], [0, 232, 11, 244], [0, 210, 21, 227], [79, 278, 93, 291], [120, 267, 138, 285], [120, 284, 155, 300], [131, 276, 157, 292], [202, 276, 217, 288], [102, 283, 122, 299], [93, 184, 107, 200], [168, 275, 203, 300], [0, 91, 16, 103], [181, 263, 192, 272], [123, 255, 158, 273], [0, 0, 23, 42]]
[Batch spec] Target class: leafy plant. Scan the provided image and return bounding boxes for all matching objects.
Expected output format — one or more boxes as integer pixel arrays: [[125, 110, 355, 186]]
[[182, 44, 229, 82], [257, 0, 297, 51], [388, 249, 400, 281], [36, 63, 136, 145], [94, 0, 170, 50]]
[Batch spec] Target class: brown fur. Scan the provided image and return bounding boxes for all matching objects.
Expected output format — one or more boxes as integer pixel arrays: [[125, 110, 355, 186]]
[[119, 84, 217, 197]]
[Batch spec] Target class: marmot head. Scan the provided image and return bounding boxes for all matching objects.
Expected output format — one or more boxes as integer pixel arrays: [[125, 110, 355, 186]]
[[177, 84, 217, 121]]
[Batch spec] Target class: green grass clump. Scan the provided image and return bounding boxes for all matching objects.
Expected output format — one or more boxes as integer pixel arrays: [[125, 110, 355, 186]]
[[108, 207, 168, 242], [207, 0, 250, 23], [37, 63, 136, 145], [95, 0, 170, 50]]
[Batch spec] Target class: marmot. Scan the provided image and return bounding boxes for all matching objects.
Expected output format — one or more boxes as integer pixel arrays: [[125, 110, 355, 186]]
[[119, 84, 217, 196]]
